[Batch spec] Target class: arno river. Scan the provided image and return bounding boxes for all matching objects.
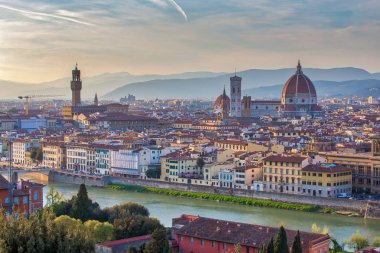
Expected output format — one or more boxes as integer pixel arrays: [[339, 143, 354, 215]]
[[44, 182, 380, 242], [3, 172, 379, 242]]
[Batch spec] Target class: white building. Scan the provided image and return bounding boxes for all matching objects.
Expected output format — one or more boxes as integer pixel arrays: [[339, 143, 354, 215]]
[[66, 145, 95, 173], [111, 149, 140, 176], [12, 139, 39, 165]]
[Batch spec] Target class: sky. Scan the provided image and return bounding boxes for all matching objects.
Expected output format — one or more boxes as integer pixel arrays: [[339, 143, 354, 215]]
[[0, 0, 380, 83]]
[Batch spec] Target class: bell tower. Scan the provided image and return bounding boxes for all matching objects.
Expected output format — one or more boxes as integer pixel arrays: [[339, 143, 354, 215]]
[[71, 63, 82, 106], [230, 71, 242, 117]]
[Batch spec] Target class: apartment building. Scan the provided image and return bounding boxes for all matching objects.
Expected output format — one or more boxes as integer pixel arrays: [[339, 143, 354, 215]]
[[301, 164, 352, 197], [42, 143, 66, 170], [263, 155, 309, 194]]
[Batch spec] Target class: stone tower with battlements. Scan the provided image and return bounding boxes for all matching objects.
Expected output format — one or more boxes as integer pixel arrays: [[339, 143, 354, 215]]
[[71, 63, 82, 106]]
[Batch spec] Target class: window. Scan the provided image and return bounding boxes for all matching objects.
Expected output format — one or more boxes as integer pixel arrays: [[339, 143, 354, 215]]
[[23, 196, 28, 204], [223, 243, 227, 250], [201, 239, 205, 246], [5, 197, 10, 204], [14, 197, 19, 205], [190, 237, 194, 244], [34, 191, 39, 201]]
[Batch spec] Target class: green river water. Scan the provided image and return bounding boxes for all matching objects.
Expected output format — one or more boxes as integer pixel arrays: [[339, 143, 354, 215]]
[[44, 182, 380, 242], [2, 172, 379, 242]]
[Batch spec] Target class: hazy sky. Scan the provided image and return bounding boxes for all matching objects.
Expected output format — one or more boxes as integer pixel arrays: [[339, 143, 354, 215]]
[[1, 0, 380, 83]]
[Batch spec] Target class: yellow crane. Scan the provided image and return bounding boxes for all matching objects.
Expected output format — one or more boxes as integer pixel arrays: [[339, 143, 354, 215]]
[[18, 95, 63, 116]]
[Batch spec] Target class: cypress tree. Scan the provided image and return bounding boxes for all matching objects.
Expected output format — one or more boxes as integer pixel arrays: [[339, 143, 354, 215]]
[[291, 231, 302, 253], [267, 238, 275, 253], [71, 184, 92, 221], [275, 226, 289, 253], [260, 244, 266, 253]]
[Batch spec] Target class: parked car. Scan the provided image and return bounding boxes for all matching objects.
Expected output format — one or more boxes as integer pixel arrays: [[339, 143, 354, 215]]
[[337, 193, 352, 198]]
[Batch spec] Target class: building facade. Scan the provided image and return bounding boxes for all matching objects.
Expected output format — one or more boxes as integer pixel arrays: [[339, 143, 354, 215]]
[[301, 164, 352, 197], [263, 155, 309, 194], [172, 214, 330, 253]]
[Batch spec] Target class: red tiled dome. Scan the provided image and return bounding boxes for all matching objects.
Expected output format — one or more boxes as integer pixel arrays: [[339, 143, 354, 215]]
[[214, 88, 230, 109], [282, 61, 316, 98]]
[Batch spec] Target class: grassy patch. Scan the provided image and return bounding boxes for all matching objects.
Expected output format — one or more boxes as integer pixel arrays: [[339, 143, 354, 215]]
[[107, 184, 320, 212]]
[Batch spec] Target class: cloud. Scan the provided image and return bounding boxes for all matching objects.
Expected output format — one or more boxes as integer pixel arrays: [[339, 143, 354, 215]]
[[149, 0, 168, 8], [0, 4, 94, 26], [168, 0, 188, 21]]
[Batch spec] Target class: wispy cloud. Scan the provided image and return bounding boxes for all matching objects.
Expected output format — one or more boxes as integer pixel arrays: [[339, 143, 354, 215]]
[[148, 0, 168, 8], [0, 4, 94, 26], [149, 0, 188, 21], [168, 0, 188, 21]]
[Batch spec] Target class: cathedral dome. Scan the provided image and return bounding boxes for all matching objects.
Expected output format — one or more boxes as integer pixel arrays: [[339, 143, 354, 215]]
[[282, 61, 316, 99], [214, 88, 230, 110]]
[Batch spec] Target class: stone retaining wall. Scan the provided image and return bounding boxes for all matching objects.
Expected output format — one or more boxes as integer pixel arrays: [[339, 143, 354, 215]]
[[109, 177, 370, 213], [49, 170, 106, 187], [49, 171, 376, 217]]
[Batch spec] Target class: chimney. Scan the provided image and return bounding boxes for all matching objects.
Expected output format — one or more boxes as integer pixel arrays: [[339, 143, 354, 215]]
[[266, 227, 270, 233], [12, 171, 18, 185]]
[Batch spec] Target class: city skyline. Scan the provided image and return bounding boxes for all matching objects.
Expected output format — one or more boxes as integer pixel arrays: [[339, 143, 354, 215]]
[[1, 0, 380, 83]]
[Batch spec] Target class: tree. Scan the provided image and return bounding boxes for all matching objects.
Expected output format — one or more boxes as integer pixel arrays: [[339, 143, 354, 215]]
[[163, 239, 170, 253], [30, 147, 43, 162], [138, 243, 146, 253], [267, 238, 275, 253], [311, 223, 329, 235], [0, 209, 95, 253], [70, 184, 92, 221], [260, 244, 266, 253], [113, 215, 163, 240], [345, 231, 369, 251], [105, 202, 150, 223], [373, 236, 380, 247], [128, 247, 138, 253], [291, 231, 302, 253], [84, 220, 115, 243], [145, 168, 161, 179], [144, 228, 167, 253], [330, 238, 345, 253], [275, 226, 289, 253], [45, 186, 64, 207], [234, 243, 241, 253], [196, 157, 205, 170]]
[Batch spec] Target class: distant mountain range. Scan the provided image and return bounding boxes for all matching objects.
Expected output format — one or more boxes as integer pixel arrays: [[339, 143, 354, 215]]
[[0, 71, 224, 100], [245, 79, 380, 99], [1, 67, 379, 100], [104, 67, 380, 100]]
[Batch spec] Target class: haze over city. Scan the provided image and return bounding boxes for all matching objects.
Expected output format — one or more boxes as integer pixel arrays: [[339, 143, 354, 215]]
[[1, 0, 380, 83], [1, 1, 380, 253]]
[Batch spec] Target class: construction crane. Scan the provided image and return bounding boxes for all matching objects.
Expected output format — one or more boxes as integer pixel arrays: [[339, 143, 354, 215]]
[[18, 94, 63, 116]]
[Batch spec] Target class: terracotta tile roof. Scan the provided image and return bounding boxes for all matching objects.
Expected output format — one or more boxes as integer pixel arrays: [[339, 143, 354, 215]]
[[263, 155, 307, 163], [175, 216, 328, 251], [99, 234, 151, 247], [0, 174, 9, 189], [302, 164, 352, 173]]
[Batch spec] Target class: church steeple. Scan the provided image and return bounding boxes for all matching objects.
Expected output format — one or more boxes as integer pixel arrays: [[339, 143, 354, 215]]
[[94, 93, 99, 106]]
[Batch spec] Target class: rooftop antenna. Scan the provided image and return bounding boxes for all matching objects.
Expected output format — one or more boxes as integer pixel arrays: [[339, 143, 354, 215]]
[[235, 67, 237, 77]]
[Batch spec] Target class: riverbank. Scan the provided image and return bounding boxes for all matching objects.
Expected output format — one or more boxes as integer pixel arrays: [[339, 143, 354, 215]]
[[49, 171, 376, 218], [107, 184, 323, 212]]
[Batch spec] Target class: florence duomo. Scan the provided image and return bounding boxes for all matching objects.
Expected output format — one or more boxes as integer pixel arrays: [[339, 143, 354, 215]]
[[214, 61, 322, 119], [1, 0, 379, 252]]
